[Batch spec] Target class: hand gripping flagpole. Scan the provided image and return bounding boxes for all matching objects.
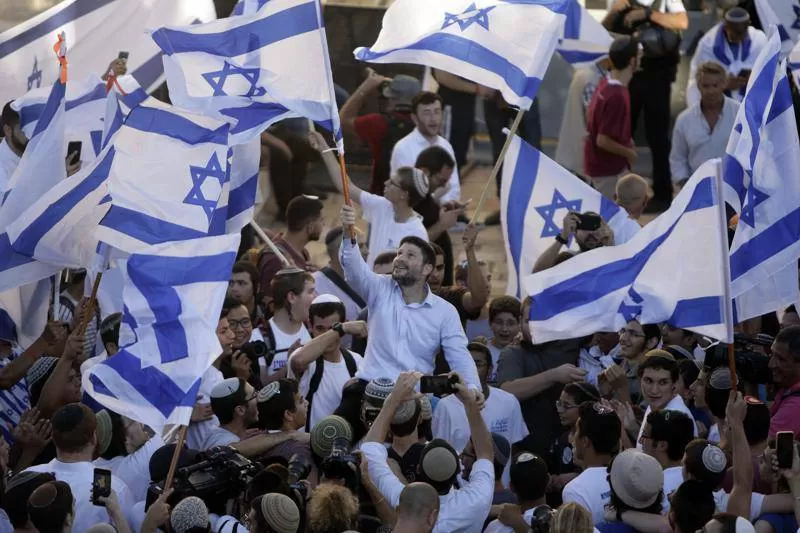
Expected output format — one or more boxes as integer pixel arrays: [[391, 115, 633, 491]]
[[338, 153, 357, 244], [472, 107, 525, 221]]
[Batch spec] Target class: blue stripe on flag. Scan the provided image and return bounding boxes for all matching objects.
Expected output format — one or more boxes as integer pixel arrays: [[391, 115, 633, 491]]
[[19, 83, 105, 131], [558, 49, 606, 64], [12, 148, 115, 256], [129, 252, 237, 287], [31, 80, 65, 138], [67, 83, 106, 110], [529, 176, 715, 321], [127, 270, 188, 364], [766, 76, 794, 124], [668, 296, 723, 328], [152, 2, 319, 57], [729, 205, 800, 282], [101, 205, 208, 244], [0, 232, 35, 271], [356, 33, 542, 102], [507, 143, 541, 297], [125, 106, 229, 146], [599, 195, 620, 224], [563, 0, 581, 40], [130, 52, 165, 91], [220, 102, 291, 135], [228, 172, 259, 218]]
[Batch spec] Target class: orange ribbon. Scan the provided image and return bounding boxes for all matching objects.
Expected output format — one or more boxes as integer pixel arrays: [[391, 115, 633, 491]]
[[53, 33, 67, 83]]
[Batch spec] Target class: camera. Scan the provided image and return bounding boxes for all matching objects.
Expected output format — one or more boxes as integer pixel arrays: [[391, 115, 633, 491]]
[[321, 437, 360, 481], [147, 446, 259, 515], [704, 333, 772, 385], [240, 340, 271, 362], [529, 504, 555, 533]]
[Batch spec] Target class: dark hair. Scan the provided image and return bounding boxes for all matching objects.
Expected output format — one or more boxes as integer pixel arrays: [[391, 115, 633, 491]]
[[51, 403, 96, 454], [27, 481, 73, 533], [211, 379, 248, 425], [637, 352, 679, 382], [489, 296, 522, 322], [258, 379, 299, 430], [676, 359, 700, 389], [642, 323, 662, 347], [1, 102, 19, 132], [232, 261, 260, 295], [324, 227, 343, 247], [509, 454, 549, 502], [99, 313, 121, 349], [411, 91, 443, 115], [309, 301, 346, 325], [222, 295, 244, 316], [563, 382, 601, 404], [271, 269, 314, 310], [238, 224, 256, 260], [577, 402, 621, 456], [684, 439, 727, 490], [609, 36, 639, 70], [286, 195, 323, 232], [1, 472, 55, 527], [467, 342, 492, 368], [706, 382, 731, 421], [390, 399, 422, 438], [415, 145, 454, 175], [430, 241, 444, 257], [670, 480, 716, 533], [775, 325, 800, 362], [647, 410, 694, 461], [418, 419, 433, 441], [398, 236, 436, 268], [743, 399, 770, 446], [373, 250, 397, 268]]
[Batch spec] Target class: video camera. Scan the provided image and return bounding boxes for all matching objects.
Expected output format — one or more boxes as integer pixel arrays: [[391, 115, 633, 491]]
[[529, 504, 556, 533], [146, 446, 259, 515], [704, 333, 773, 385], [322, 437, 360, 481]]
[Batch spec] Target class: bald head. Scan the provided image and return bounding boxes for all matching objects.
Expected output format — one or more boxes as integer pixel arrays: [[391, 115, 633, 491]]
[[614, 173, 651, 219], [396, 482, 439, 532]]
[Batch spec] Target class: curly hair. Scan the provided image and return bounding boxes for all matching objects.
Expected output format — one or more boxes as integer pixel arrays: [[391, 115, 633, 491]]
[[307, 484, 359, 533]]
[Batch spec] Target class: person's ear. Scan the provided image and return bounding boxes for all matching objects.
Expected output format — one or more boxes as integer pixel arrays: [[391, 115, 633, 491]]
[[422, 263, 433, 278], [646, 337, 659, 350]]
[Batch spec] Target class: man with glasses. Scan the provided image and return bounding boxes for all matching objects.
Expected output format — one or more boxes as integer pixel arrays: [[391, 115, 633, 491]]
[[201, 378, 259, 451]]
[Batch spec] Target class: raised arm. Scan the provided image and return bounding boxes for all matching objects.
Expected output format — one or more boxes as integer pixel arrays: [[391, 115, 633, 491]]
[[533, 213, 579, 273], [339, 69, 390, 138], [339, 204, 385, 303], [725, 391, 753, 519], [0, 322, 65, 390], [308, 131, 363, 204], [289, 321, 367, 377], [460, 225, 489, 313]]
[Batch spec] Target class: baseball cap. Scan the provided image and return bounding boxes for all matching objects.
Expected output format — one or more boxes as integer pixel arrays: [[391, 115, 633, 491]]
[[387, 75, 421, 106]]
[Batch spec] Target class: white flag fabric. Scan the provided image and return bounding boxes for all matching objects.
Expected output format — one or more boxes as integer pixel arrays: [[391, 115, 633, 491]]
[[83, 234, 238, 432], [557, 0, 612, 67], [0, 0, 216, 107], [722, 28, 800, 322], [791, 40, 800, 87], [524, 159, 733, 343], [152, 0, 342, 148], [212, 139, 262, 235], [754, 0, 799, 55], [231, 0, 270, 16], [354, 0, 569, 110], [501, 135, 641, 298], [0, 282, 51, 349]]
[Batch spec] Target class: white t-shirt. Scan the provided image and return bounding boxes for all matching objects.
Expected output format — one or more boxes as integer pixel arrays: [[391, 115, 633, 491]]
[[263, 318, 311, 383], [200, 426, 240, 451], [287, 350, 363, 430], [562, 466, 612, 525], [187, 365, 224, 450], [360, 191, 428, 268], [94, 435, 164, 503], [713, 489, 765, 523], [636, 395, 697, 450], [661, 465, 684, 512], [484, 506, 538, 533]]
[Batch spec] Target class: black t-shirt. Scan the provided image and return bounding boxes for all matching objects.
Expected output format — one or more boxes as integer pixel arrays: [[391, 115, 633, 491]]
[[416, 195, 454, 287], [387, 443, 425, 483]]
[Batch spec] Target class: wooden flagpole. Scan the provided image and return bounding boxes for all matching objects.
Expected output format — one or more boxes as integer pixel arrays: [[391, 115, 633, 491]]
[[249, 221, 291, 267], [337, 153, 357, 243]]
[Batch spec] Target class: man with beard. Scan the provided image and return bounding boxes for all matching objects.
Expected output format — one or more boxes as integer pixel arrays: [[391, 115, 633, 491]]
[[533, 211, 615, 273], [201, 378, 259, 451], [768, 326, 800, 438], [0, 102, 27, 194], [338, 204, 481, 394]]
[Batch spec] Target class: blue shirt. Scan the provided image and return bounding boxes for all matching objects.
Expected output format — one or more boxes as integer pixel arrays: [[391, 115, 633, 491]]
[[339, 238, 480, 390], [597, 522, 639, 533]]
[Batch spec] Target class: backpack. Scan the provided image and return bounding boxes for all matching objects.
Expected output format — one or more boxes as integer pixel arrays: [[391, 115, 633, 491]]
[[372, 113, 414, 194], [305, 350, 358, 431]]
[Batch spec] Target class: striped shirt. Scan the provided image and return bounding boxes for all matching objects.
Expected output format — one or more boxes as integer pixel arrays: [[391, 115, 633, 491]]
[[0, 347, 30, 445]]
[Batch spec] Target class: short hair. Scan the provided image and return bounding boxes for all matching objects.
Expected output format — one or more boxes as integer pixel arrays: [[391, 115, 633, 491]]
[[258, 379, 299, 430], [397, 482, 439, 522], [775, 325, 800, 362], [411, 91, 443, 115], [220, 295, 242, 319], [615, 173, 652, 204], [467, 341, 492, 368], [271, 269, 314, 310], [563, 382, 601, 404], [743, 398, 770, 446], [1, 102, 19, 131], [577, 402, 621, 455], [51, 403, 97, 454], [398, 236, 436, 267], [609, 36, 639, 70], [684, 439, 728, 490], [415, 145, 455, 175], [489, 296, 522, 322], [642, 323, 663, 347], [637, 351, 679, 382], [676, 358, 700, 388], [430, 241, 444, 257], [99, 313, 121, 348], [210, 378, 247, 425], [509, 453, 549, 502], [307, 483, 359, 533], [309, 300, 346, 324], [324, 227, 343, 248], [285, 195, 323, 232], [231, 261, 260, 294], [647, 410, 695, 461], [696, 61, 728, 82], [27, 481, 73, 533], [551, 502, 594, 533], [2, 472, 55, 527], [669, 480, 716, 533], [374, 250, 397, 268]]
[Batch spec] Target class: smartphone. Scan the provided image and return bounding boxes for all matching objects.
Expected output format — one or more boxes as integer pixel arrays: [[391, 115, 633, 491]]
[[576, 212, 602, 231], [738, 68, 751, 78], [91, 468, 112, 506], [420, 375, 457, 396], [118, 51, 129, 60], [67, 141, 82, 163], [776, 431, 794, 469]]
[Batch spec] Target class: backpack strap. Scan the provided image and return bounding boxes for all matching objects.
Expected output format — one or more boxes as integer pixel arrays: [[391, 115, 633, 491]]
[[321, 267, 367, 309], [304, 350, 359, 432], [342, 349, 358, 378]]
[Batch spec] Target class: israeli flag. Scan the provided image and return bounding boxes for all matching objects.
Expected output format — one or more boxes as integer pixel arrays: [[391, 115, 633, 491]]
[[8, 98, 231, 265], [152, 0, 343, 148], [83, 234, 239, 432], [231, 0, 270, 16], [212, 139, 262, 234], [0, 282, 51, 349], [791, 41, 800, 87], [557, 0, 612, 67], [754, 0, 799, 54], [501, 135, 641, 298], [722, 28, 800, 319], [524, 159, 733, 344], [354, 0, 569, 110]]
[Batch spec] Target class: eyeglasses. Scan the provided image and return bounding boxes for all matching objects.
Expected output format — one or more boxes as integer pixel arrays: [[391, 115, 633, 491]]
[[556, 400, 579, 410], [619, 328, 645, 338], [228, 318, 252, 330]]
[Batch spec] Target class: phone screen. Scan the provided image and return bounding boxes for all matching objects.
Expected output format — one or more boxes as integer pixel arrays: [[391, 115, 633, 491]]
[[91, 468, 112, 505], [67, 141, 82, 163], [420, 375, 454, 395], [776, 431, 794, 470]]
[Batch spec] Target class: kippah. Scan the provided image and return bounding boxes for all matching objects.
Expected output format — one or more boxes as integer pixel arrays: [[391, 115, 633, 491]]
[[261, 493, 300, 533], [702, 444, 727, 473], [392, 398, 418, 425], [515, 452, 537, 464], [311, 415, 353, 458], [211, 378, 242, 399], [421, 441, 459, 482], [419, 395, 433, 421], [411, 168, 430, 198], [365, 377, 394, 406], [725, 6, 749, 23], [5, 471, 52, 493], [95, 409, 113, 456], [709, 367, 738, 389], [275, 267, 306, 277], [170, 496, 210, 533], [258, 382, 281, 403], [312, 294, 343, 305]]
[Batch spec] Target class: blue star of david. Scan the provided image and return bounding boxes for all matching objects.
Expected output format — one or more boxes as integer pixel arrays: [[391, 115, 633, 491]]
[[27, 56, 42, 91], [534, 189, 583, 238], [442, 3, 495, 31], [202, 61, 266, 97], [618, 287, 644, 322], [184, 152, 227, 221], [738, 177, 769, 228], [792, 4, 800, 30]]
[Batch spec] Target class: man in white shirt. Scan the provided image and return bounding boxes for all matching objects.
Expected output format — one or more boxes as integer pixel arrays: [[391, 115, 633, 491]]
[[288, 294, 365, 430], [638, 409, 695, 511], [0, 102, 25, 195], [686, 7, 767, 107], [362, 372, 495, 533], [670, 62, 739, 187], [338, 204, 482, 394], [562, 402, 621, 525], [484, 453, 550, 533], [25, 403, 135, 532], [201, 378, 258, 451], [390, 92, 460, 204]]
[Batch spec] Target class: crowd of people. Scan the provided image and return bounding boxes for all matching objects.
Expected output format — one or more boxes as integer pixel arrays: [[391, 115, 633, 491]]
[[0, 0, 800, 532]]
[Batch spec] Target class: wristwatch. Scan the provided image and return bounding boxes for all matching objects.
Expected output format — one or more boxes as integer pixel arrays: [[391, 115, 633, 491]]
[[555, 234, 569, 245], [331, 322, 345, 337]]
